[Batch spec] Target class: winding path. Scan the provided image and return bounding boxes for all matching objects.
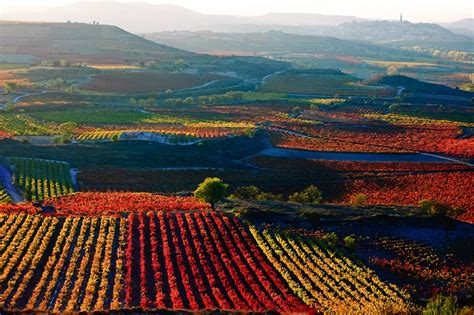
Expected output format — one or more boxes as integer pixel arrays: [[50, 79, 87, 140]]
[[0, 164, 24, 203]]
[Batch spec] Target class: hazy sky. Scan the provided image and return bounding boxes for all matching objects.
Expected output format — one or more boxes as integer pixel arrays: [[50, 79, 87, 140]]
[[1, 0, 473, 22]]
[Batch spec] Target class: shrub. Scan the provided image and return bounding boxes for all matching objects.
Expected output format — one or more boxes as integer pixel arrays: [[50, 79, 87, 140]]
[[231, 186, 284, 202], [419, 200, 465, 218], [289, 185, 322, 204], [351, 193, 367, 206], [323, 232, 338, 247], [422, 295, 458, 315], [343, 235, 356, 252]]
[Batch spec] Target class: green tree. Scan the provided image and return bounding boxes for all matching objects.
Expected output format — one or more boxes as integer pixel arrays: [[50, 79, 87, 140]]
[[289, 185, 322, 204], [194, 177, 229, 210]]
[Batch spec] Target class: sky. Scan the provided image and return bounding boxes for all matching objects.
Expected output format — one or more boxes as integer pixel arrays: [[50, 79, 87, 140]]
[[1, 0, 473, 22]]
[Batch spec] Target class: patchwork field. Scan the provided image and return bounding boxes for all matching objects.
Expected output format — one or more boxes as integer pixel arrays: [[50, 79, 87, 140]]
[[82, 71, 225, 93]]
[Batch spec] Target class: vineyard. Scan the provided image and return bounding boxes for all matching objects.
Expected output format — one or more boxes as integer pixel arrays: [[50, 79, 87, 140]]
[[250, 227, 412, 313], [8, 157, 74, 201], [258, 71, 396, 97], [366, 237, 474, 299], [44, 192, 210, 215], [76, 127, 238, 143], [0, 211, 418, 312], [268, 123, 473, 159], [0, 186, 11, 204]]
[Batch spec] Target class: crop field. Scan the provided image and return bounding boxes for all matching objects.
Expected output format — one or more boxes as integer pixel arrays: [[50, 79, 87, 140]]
[[75, 127, 239, 142], [259, 71, 396, 96], [82, 71, 225, 93], [0, 114, 65, 136], [0, 210, 418, 313], [366, 237, 474, 299], [268, 122, 473, 159], [249, 157, 474, 222], [0, 69, 30, 86], [8, 157, 74, 201], [44, 192, 210, 215], [250, 227, 411, 313], [0, 186, 11, 204]]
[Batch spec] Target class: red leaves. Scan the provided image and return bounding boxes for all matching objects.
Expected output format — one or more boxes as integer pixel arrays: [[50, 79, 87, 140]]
[[44, 192, 210, 215], [270, 124, 473, 159], [123, 211, 306, 312], [0, 130, 12, 139], [0, 203, 41, 214]]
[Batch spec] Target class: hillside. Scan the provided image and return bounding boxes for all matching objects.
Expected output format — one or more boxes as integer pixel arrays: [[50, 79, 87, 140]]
[[0, 21, 186, 63], [0, 21, 289, 78], [441, 18, 474, 36], [146, 30, 422, 60], [322, 21, 473, 51], [373, 75, 474, 97]]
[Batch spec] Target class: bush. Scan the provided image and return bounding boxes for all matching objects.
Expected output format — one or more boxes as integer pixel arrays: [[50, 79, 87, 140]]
[[351, 193, 367, 206], [232, 186, 262, 200], [419, 200, 465, 218], [323, 232, 338, 247], [422, 295, 458, 315], [289, 185, 322, 204], [343, 235, 356, 252], [231, 186, 284, 202]]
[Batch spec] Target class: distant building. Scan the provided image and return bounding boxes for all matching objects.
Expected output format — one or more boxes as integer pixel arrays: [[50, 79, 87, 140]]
[[400, 13, 403, 22]]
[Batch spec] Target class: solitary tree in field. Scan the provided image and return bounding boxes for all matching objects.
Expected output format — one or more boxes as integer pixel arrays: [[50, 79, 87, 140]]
[[194, 177, 229, 210]]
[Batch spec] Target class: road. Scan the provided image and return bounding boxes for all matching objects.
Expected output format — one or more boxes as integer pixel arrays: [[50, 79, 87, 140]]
[[0, 165, 24, 203]]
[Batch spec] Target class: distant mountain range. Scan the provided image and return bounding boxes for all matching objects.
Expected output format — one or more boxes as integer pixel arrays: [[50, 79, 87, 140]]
[[1, 2, 363, 33], [1, 2, 471, 53]]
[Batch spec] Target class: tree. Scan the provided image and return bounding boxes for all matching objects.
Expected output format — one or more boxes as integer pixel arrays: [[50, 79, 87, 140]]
[[289, 185, 322, 204], [193, 177, 229, 210], [129, 98, 137, 106]]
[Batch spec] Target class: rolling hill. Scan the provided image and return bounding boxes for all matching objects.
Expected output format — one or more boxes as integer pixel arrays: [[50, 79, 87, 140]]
[[320, 21, 473, 51], [0, 21, 289, 78], [145, 30, 424, 60]]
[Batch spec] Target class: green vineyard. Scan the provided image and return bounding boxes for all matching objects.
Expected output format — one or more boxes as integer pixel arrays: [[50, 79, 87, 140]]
[[8, 157, 74, 201], [0, 185, 11, 204]]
